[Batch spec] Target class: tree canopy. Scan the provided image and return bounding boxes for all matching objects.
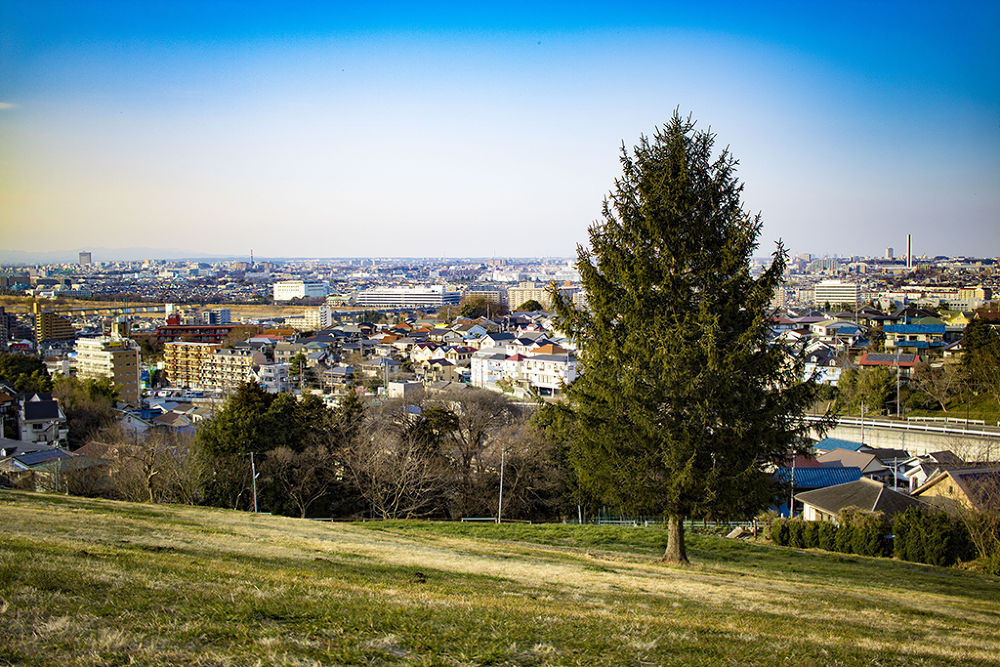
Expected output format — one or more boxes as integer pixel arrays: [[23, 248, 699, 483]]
[[0, 353, 53, 393], [554, 112, 822, 563]]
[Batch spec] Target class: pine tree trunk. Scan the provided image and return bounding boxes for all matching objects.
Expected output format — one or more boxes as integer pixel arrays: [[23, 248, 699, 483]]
[[662, 515, 689, 565]]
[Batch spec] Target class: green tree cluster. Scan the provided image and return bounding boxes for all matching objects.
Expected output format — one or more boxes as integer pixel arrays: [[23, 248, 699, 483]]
[[554, 112, 824, 563], [459, 296, 508, 319], [52, 376, 119, 450], [836, 367, 895, 414], [515, 299, 543, 312], [962, 319, 1000, 407], [892, 506, 974, 567], [0, 353, 53, 393], [192, 383, 361, 515]]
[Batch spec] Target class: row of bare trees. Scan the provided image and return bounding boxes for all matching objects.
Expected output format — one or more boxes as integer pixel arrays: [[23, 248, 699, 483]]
[[69, 384, 573, 522]]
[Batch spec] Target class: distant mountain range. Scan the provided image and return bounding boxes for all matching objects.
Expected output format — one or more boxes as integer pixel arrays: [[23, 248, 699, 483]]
[[0, 248, 243, 265], [0, 248, 580, 265]]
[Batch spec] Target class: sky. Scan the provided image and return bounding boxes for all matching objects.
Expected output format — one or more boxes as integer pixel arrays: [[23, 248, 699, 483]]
[[1, 1, 998, 261]]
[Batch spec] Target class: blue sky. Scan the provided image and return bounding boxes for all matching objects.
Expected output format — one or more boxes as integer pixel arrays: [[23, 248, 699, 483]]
[[1, 1, 998, 260]]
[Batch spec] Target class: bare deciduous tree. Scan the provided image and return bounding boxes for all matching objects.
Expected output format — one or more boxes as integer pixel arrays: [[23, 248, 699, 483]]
[[486, 422, 570, 521], [428, 389, 520, 517], [345, 427, 447, 519], [910, 360, 963, 412], [263, 445, 339, 518]]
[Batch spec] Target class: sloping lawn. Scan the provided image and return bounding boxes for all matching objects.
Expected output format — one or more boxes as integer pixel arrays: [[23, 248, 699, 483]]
[[2, 490, 998, 665]]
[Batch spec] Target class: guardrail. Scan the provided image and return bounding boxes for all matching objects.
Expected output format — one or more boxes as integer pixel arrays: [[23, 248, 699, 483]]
[[907, 415, 987, 426], [801, 414, 1000, 438]]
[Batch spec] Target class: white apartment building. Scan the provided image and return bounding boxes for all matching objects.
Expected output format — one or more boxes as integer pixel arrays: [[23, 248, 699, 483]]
[[813, 280, 860, 309], [203, 347, 267, 392], [304, 305, 333, 330], [273, 280, 329, 302], [73, 335, 141, 404], [356, 285, 460, 309], [471, 347, 577, 397]]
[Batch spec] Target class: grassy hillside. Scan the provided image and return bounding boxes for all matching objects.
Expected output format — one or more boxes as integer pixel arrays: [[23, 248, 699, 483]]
[[2, 491, 999, 665]]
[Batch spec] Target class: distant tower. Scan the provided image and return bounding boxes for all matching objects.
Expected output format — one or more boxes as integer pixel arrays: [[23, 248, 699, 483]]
[[906, 234, 912, 268], [885, 247, 894, 260], [250, 249, 254, 268], [78, 251, 92, 266]]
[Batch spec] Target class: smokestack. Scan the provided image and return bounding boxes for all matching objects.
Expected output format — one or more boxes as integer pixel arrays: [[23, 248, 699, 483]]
[[906, 234, 912, 268]]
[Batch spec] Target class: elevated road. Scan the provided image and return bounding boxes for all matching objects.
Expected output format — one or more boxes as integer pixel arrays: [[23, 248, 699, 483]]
[[803, 414, 999, 460]]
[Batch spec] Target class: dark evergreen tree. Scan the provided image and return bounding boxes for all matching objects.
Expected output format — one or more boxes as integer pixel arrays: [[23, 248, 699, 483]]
[[555, 112, 824, 563]]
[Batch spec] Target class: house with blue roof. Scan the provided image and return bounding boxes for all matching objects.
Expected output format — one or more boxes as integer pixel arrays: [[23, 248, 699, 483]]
[[813, 437, 865, 453], [884, 324, 946, 353], [771, 465, 864, 517]]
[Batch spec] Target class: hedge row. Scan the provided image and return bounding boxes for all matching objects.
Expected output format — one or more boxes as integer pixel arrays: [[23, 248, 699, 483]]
[[770, 507, 891, 557], [770, 506, 974, 566], [892, 506, 974, 567]]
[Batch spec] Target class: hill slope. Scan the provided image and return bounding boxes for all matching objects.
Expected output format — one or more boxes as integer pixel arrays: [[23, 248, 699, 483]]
[[1, 491, 998, 665]]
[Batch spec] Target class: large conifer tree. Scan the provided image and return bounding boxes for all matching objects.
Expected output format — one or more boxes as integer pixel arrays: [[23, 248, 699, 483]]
[[555, 113, 821, 563]]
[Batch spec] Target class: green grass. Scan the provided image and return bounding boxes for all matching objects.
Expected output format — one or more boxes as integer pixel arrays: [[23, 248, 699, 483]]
[[2, 491, 999, 665], [907, 392, 1000, 424]]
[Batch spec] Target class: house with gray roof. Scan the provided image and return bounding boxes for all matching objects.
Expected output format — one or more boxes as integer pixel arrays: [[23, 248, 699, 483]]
[[795, 478, 922, 524]]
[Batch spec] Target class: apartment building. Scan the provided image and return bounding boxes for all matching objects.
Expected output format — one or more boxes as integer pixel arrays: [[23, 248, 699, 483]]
[[73, 335, 141, 404], [471, 346, 577, 397], [203, 347, 267, 391], [33, 302, 75, 346], [507, 281, 580, 311], [163, 341, 221, 388], [304, 305, 333, 330]]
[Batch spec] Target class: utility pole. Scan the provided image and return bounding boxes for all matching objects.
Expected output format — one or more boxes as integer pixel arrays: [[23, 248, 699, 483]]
[[860, 400, 865, 445], [789, 454, 796, 518], [250, 452, 259, 513], [497, 445, 505, 524], [896, 347, 899, 418]]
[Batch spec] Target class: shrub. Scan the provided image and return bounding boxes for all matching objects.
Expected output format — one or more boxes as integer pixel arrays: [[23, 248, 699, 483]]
[[770, 519, 790, 546], [893, 506, 919, 562], [850, 511, 890, 557], [818, 521, 837, 551], [788, 519, 805, 548], [894, 507, 974, 567], [801, 521, 819, 549], [835, 520, 854, 554]]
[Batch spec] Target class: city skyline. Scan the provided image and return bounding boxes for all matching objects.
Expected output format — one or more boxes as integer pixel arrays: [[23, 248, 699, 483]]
[[2, 1, 998, 259]]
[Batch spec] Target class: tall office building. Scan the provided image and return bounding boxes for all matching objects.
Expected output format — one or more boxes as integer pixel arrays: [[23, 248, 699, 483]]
[[885, 248, 894, 260], [78, 251, 92, 266], [906, 234, 912, 268]]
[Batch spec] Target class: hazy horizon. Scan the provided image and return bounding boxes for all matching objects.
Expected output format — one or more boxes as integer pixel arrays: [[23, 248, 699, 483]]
[[2, 2, 998, 259]]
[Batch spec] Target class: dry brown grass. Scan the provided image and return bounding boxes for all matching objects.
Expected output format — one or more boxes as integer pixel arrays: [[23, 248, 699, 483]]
[[2, 491, 999, 665]]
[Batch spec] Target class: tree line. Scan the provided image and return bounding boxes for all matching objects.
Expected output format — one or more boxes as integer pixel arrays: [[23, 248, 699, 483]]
[[78, 383, 574, 522]]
